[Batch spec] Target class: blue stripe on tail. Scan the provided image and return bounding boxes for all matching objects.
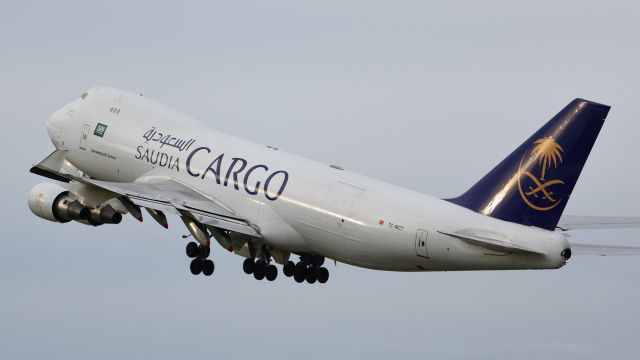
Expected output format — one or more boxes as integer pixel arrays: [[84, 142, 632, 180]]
[[447, 99, 610, 230]]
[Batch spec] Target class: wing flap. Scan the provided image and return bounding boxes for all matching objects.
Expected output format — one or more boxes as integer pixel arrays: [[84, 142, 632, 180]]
[[91, 178, 260, 236]]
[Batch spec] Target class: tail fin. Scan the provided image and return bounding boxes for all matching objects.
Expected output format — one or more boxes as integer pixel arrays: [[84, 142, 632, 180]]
[[447, 99, 610, 230]]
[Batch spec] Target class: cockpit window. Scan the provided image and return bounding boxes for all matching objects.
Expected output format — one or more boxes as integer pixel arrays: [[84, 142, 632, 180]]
[[80, 92, 88, 100]]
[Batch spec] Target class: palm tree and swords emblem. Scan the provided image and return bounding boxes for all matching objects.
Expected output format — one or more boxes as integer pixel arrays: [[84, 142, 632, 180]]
[[517, 136, 566, 211]]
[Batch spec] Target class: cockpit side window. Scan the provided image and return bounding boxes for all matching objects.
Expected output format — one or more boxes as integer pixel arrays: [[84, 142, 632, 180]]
[[80, 92, 88, 100]]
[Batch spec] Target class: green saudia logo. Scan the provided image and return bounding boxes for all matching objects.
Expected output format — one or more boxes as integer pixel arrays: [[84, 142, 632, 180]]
[[94, 123, 108, 137]]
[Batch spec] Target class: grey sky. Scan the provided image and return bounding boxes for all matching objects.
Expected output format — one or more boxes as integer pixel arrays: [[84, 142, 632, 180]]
[[1, 1, 639, 359]]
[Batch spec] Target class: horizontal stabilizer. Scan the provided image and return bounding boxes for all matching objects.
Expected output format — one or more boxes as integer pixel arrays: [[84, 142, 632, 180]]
[[571, 243, 640, 256], [557, 215, 640, 231], [438, 230, 543, 255]]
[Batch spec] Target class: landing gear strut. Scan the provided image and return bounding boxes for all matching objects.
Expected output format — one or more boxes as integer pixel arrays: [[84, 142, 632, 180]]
[[186, 241, 214, 276]]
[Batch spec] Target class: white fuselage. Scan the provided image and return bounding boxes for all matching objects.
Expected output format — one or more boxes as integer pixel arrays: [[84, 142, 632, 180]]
[[46, 87, 568, 271]]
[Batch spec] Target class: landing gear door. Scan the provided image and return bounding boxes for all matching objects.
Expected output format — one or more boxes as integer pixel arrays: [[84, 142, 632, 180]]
[[79, 124, 90, 151], [415, 229, 429, 258]]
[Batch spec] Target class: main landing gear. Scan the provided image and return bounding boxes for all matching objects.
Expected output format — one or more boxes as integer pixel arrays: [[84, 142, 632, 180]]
[[243, 258, 278, 281], [243, 253, 329, 284], [283, 254, 329, 284], [186, 241, 214, 276]]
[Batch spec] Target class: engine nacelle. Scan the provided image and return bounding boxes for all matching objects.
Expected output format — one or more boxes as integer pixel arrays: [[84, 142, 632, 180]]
[[88, 204, 122, 225], [28, 182, 90, 223]]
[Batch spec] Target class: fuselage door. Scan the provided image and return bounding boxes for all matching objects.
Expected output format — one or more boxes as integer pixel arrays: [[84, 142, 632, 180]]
[[415, 229, 429, 258], [79, 124, 90, 150]]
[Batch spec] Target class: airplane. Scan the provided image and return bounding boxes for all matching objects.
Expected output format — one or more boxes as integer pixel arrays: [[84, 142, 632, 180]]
[[28, 87, 640, 284]]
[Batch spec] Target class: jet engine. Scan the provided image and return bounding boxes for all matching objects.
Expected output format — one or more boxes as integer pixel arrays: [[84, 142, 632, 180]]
[[28, 182, 122, 225], [28, 182, 89, 223], [88, 204, 122, 225]]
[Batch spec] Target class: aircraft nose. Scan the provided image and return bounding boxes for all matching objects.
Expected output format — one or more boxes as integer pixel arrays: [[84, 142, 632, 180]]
[[46, 102, 73, 149]]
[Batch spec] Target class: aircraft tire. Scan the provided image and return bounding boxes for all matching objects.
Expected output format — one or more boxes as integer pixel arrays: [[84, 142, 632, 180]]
[[293, 268, 305, 283], [265, 264, 278, 281], [253, 260, 266, 280], [190, 259, 203, 275], [317, 267, 329, 283], [312, 256, 324, 267], [300, 254, 312, 266], [186, 242, 199, 258], [243, 258, 255, 274], [202, 260, 214, 276], [283, 261, 295, 277], [305, 268, 317, 284]]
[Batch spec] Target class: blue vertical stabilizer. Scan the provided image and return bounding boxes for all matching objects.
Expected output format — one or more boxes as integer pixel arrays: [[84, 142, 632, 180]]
[[447, 99, 610, 230]]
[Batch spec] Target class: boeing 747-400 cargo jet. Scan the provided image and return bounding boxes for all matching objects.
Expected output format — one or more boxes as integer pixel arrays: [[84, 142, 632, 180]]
[[28, 87, 640, 284]]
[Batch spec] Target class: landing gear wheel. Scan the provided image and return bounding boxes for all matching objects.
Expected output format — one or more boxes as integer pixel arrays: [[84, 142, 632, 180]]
[[202, 260, 214, 276], [200, 246, 210, 259], [312, 256, 325, 267], [243, 258, 255, 274], [317, 267, 329, 283], [186, 242, 199, 258], [253, 260, 266, 280], [265, 264, 278, 281], [190, 259, 203, 275], [293, 267, 305, 283], [300, 254, 312, 266], [305, 267, 318, 284], [283, 261, 295, 277]]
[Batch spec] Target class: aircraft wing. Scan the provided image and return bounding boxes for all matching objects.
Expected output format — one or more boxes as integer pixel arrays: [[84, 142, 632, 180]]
[[90, 177, 259, 236], [557, 215, 640, 231], [30, 150, 260, 237]]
